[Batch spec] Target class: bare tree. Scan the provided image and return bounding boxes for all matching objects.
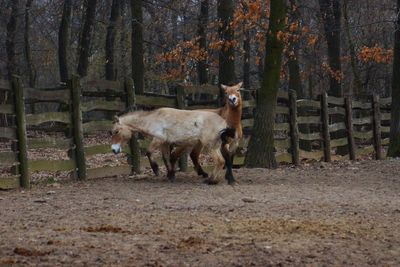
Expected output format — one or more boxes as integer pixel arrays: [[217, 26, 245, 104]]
[[197, 0, 209, 85], [6, 0, 20, 79], [131, 0, 144, 94], [58, 0, 72, 83], [24, 0, 36, 87], [105, 0, 121, 81]]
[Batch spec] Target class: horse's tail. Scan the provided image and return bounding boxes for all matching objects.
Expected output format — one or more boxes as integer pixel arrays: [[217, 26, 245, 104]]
[[220, 127, 236, 144]]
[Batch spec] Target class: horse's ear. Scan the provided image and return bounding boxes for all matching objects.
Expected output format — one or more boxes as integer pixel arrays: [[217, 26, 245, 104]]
[[113, 116, 120, 124], [220, 84, 228, 91], [236, 82, 243, 89]]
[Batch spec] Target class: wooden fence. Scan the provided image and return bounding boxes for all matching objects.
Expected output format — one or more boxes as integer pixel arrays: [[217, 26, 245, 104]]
[[0, 76, 392, 189]]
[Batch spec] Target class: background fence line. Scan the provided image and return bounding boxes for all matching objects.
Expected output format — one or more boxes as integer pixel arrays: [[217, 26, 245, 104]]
[[0, 76, 392, 189]]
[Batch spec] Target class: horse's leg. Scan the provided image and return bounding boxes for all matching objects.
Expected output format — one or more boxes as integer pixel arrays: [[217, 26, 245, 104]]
[[146, 138, 160, 176], [170, 145, 188, 171], [160, 143, 175, 181], [190, 143, 208, 177], [221, 143, 235, 185]]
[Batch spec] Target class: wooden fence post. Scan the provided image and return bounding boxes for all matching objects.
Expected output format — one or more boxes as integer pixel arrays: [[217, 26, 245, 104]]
[[344, 96, 356, 160], [69, 75, 86, 179], [124, 77, 141, 173], [288, 90, 299, 165], [176, 84, 188, 172], [320, 92, 331, 162], [372, 93, 383, 160], [12, 76, 30, 188]]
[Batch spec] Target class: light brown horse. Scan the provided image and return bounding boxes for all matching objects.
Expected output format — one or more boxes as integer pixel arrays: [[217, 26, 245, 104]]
[[145, 82, 243, 179], [111, 107, 236, 184]]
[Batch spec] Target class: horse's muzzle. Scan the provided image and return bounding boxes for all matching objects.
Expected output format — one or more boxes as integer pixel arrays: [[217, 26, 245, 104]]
[[111, 144, 122, 154]]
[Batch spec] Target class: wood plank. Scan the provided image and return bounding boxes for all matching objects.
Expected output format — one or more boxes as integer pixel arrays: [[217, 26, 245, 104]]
[[356, 145, 374, 157], [84, 143, 132, 156], [381, 113, 391, 121], [297, 116, 320, 124], [276, 152, 293, 163], [277, 90, 288, 99], [328, 106, 346, 115], [241, 118, 254, 128], [345, 96, 356, 160], [87, 165, 131, 179], [321, 92, 331, 162], [29, 159, 76, 172], [0, 151, 18, 166], [329, 122, 346, 132], [381, 126, 390, 133], [82, 79, 122, 92], [136, 95, 176, 107], [354, 130, 373, 139], [296, 99, 320, 109], [26, 112, 71, 126], [182, 84, 219, 95], [0, 104, 14, 114], [242, 100, 256, 108], [82, 100, 125, 112], [24, 88, 70, 103], [330, 137, 348, 148], [0, 176, 19, 189], [83, 120, 112, 134], [379, 97, 391, 106], [352, 100, 372, 109], [274, 123, 290, 131], [0, 127, 17, 140], [186, 105, 217, 110], [299, 149, 324, 160], [299, 132, 321, 141], [288, 90, 300, 165], [382, 138, 389, 145], [0, 79, 11, 90], [327, 96, 344, 106], [28, 137, 72, 149], [276, 106, 289, 114], [372, 94, 383, 160], [275, 138, 291, 150], [353, 116, 372, 125]]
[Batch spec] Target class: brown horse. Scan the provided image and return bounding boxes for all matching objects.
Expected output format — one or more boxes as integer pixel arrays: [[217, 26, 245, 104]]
[[111, 107, 236, 184], [145, 82, 243, 179]]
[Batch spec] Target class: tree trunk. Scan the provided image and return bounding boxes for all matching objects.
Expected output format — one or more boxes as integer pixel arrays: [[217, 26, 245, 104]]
[[58, 0, 72, 83], [245, 0, 287, 168], [343, 0, 362, 95], [6, 0, 20, 79], [77, 0, 97, 77], [197, 0, 208, 85], [388, 0, 400, 157], [242, 0, 250, 90], [218, 0, 235, 96], [105, 0, 121, 81], [24, 0, 36, 87], [130, 0, 144, 94], [319, 0, 342, 97]]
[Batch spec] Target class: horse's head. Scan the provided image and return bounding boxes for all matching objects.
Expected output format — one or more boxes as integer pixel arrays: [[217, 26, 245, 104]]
[[221, 82, 243, 108], [111, 116, 133, 154]]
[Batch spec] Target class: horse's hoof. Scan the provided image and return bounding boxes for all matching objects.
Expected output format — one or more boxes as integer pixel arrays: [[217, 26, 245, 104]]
[[227, 179, 236, 186], [204, 178, 219, 185], [198, 172, 208, 178]]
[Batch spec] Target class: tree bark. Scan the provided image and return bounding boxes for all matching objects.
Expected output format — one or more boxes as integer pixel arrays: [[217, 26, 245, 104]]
[[24, 0, 36, 87], [58, 0, 72, 83], [197, 0, 209, 85], [6, 0, 20, 79], [245, 0, 287, 168], [77, 0, 97, 77], [388, 0, 400, 157], [105, 0, 121, 81], [343, 0, 362, 95], [242, 1, 250, 90], [130, 0, 144, 94], [319, 0, 342, 97], [218, 0, 235, 92]]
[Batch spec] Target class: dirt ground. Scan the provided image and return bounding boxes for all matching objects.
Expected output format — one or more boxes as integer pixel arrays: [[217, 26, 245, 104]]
[[1, 159, 400, 266]]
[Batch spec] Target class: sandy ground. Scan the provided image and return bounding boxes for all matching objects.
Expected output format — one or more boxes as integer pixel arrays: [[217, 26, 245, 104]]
[[1, 159, 400, 266]]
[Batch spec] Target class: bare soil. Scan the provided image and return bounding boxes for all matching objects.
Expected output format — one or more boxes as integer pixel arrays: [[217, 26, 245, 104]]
[[1, 159, 400, 266]]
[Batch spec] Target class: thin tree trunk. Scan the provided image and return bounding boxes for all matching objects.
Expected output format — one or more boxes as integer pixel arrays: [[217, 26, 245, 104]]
[[77, 0, 97, 77], [245, 0, 287, 168], [242, 0, 250, 90], [58, 0, 72, 83], [319, 0, 342, 97], [105, 0, 121, 81], [218, 0, 235, 97], [130, 0, 144, 94], [6, 0, 20, 79], [388, 0, 400, 157], [24, 0, 36, 87], [197, 0, 209, 85], [343, 0, 362, 95]]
